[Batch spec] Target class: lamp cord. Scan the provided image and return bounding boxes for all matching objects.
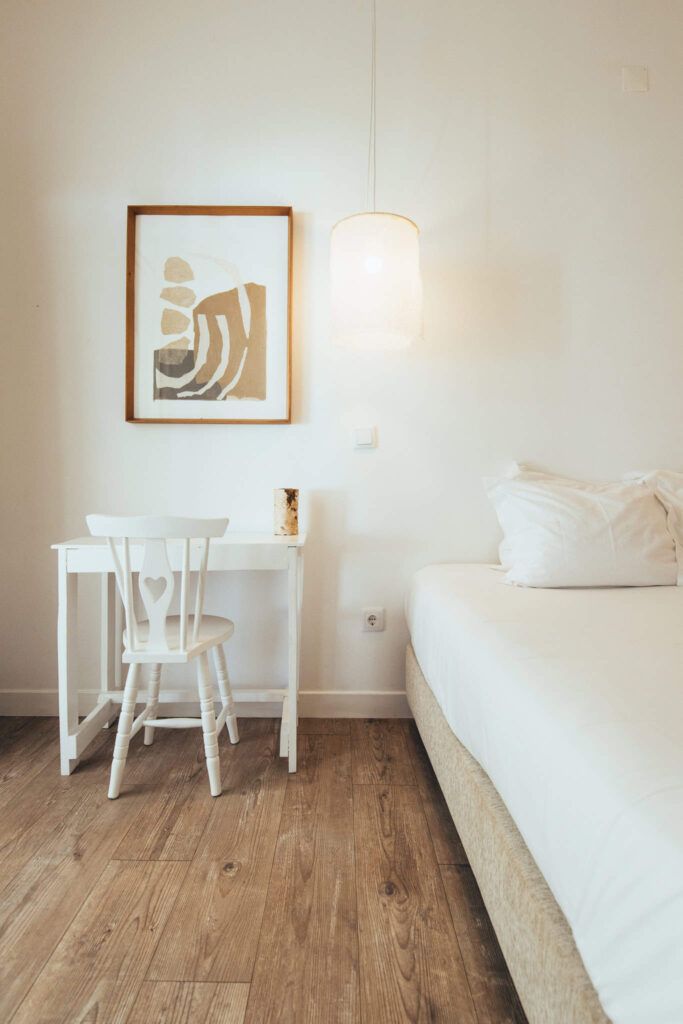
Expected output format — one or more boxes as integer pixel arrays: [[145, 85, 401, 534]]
[[365, 0, 377, 212]]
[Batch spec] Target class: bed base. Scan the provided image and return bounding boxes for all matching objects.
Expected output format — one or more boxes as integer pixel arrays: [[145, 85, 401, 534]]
[[406, 643, 610, 1024]]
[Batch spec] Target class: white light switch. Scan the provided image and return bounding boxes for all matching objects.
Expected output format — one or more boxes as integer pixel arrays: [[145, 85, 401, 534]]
[[353, 427, 376, 449], [622, 66, 649, 93]]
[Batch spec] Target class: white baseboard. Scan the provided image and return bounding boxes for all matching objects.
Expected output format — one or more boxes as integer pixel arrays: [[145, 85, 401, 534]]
[[298, 690, 410, 717], [0, 688, 410, 719], [0, 690, 59, 716]]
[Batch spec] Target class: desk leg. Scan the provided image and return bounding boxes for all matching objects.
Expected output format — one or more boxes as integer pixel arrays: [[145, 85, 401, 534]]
[[287, 546, 300, 772], [58, 550, 80, 775], [100, 573, 122, 728]]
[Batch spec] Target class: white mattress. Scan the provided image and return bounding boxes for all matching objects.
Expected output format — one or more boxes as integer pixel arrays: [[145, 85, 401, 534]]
[[406, 564, 683, 1024]]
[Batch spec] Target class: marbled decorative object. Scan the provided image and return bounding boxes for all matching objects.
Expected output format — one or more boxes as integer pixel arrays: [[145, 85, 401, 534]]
[[274, 488, 299, 535]]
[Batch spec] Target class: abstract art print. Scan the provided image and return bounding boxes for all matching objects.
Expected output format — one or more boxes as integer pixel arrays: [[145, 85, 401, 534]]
[[126, 206, 292, 423]]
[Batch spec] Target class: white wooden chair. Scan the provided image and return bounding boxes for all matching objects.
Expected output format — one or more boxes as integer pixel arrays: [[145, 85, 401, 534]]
[[86, 514, 239, 799]]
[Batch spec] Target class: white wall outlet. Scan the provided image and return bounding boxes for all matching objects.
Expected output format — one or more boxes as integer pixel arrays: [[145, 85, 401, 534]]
[[362, 607, 385, 632]]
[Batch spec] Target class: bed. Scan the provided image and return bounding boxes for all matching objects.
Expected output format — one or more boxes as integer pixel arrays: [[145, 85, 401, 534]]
[[405, 564, 683, 1024]]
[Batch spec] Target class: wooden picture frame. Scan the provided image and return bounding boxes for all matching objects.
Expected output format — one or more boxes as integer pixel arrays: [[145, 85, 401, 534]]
[[125, 205, 292, 424]]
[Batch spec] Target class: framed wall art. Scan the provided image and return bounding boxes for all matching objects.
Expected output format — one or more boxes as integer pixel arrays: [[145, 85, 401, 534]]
[[125, 205, 292, 423]]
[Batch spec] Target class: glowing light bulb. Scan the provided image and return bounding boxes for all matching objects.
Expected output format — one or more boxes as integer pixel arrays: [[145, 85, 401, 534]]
[[363, 254, 383, 275]]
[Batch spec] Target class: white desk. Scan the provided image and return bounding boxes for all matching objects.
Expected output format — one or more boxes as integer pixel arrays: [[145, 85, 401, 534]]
[[51, 532, 306, 776]]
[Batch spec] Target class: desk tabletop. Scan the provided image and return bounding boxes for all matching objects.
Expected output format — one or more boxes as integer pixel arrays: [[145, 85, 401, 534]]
[[52, 532, 307, 550]]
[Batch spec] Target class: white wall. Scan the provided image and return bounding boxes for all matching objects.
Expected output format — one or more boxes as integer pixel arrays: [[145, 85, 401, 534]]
[[2, 0, 682, 714]]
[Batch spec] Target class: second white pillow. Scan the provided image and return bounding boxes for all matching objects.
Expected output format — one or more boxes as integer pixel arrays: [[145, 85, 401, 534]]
[[485, 468, 677, 588], [628, 469, 683, 584]]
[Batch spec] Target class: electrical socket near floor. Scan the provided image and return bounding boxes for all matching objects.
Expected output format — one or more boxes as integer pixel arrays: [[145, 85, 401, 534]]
[[362, 607, 385, 632]]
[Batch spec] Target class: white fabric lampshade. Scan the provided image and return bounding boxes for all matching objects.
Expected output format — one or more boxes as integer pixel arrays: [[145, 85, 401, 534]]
[[330, 212, 423, 350]]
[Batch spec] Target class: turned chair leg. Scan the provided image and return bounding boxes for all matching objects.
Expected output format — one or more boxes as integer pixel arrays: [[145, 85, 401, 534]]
[[144, 663, 162, 746], [109, 662, 140, 799], [213, 644, 239, 744], [197, 651, 222, 796]]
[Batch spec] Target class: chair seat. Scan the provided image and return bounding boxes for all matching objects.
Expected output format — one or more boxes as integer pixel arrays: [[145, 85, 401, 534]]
[[123, 615, 234, 663]]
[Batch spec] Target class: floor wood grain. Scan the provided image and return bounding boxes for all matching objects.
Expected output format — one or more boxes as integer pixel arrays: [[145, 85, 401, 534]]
[[147, 719, 287, 983], [354, 784, 478, 1024], [127, 982, 250, 1024], [0, 727, 112, 880], [0, 715, 29, 738], [0, 717, 60, 811], [402, 720, 468, 865], [0, 717, 526, 1024], [298, 717, 351, 735], [351, 718, 416, 785], [0, 731, 181, 1021], [441, 864, 528, 1024], [113, 730, 215, 861], [10, 860, 187, 1024], [245, 734, 360, 1024]]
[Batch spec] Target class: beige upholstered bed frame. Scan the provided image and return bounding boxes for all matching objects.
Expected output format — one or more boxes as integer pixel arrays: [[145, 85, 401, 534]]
[[406, 643, 611, 1024]]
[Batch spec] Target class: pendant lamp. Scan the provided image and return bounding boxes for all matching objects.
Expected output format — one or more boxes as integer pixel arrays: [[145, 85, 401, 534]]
[[330, 0, 423, 350]]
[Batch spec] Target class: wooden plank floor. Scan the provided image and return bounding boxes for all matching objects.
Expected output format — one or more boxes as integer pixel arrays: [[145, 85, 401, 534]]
[[0, 717, 527, 1024]]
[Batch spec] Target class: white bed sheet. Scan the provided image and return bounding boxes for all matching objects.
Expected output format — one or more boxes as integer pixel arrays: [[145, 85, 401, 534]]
[[406, 564, 683, 1024]]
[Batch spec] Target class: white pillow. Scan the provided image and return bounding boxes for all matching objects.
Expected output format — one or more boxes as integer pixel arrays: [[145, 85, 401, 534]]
[[485, 468, 677, 588], [629, 469, 683, 584]]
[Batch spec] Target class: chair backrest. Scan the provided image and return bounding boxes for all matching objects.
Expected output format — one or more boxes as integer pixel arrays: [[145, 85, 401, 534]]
[[86, 515, 228, 656]]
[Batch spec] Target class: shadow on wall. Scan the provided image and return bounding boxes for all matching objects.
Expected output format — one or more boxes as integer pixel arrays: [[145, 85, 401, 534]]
[[422, 217, 567, 360], [1, 180, 65, 692], [301, 489, 347, 695]]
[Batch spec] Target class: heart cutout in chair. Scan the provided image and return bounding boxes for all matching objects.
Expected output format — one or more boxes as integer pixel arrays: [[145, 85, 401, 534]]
[[143, 576, 168, 603]]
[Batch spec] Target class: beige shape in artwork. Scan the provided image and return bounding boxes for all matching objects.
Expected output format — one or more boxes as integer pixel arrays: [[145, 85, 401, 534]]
[[193, 284, 267, 399], [153, 273, 269, 402], [164, 257, 194, 283], [161, 308, 191, 335], [161, 285, 196, 308]]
